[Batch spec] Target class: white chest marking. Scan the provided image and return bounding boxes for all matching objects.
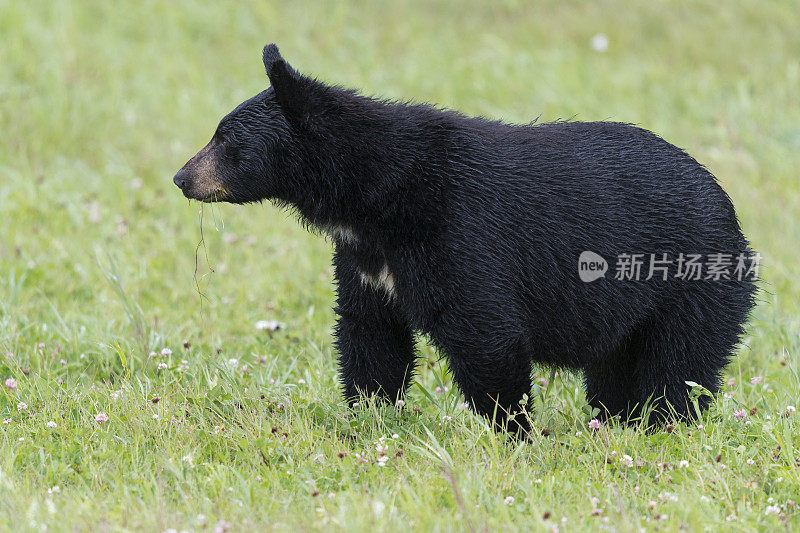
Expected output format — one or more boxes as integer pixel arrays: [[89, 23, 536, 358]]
[[327, 224, 359, 245], [360, 264, 396, 298]]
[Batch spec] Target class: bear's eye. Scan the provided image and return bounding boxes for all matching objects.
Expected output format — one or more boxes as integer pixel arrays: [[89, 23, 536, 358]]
[[218, 137, 240, 164], [215, 131, 234, 152], [217, 128, 237, 146]]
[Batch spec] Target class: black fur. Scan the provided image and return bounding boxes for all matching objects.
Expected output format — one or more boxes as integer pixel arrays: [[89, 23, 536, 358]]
[[174, 44, 757, 433]]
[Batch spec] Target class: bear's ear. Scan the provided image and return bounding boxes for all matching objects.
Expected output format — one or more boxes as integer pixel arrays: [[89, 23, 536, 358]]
[[262, 44, 309, 126]]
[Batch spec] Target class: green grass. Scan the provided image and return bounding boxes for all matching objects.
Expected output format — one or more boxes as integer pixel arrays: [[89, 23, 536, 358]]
[[1, 0, 799, 530]]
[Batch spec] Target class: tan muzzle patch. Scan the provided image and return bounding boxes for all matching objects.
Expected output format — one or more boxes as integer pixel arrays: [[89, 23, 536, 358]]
[[189, 141, 228, 202]]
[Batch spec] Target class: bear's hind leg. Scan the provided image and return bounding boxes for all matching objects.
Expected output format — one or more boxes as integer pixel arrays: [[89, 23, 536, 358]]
[[630, 288, 748, 424]]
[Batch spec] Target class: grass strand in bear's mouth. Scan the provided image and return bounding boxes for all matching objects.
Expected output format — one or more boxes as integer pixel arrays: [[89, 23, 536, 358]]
[[209, 190, 225, 231], [200, 187, 228, 204], [192, 198, 223, 308]]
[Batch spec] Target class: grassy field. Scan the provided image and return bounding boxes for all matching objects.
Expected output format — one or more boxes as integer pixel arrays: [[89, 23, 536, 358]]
[[1, 0, 799, 530]]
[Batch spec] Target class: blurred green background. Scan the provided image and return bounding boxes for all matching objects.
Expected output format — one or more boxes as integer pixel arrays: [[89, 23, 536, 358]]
[[1, 1, 799, 530]]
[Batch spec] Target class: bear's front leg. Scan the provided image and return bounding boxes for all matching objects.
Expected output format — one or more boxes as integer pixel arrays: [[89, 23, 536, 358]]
[[332, 253, 417, 405], [446, 338, 533, 435]]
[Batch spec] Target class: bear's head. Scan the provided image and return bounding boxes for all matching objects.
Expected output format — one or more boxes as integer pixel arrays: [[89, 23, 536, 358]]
[[173, 44, 317, 204]]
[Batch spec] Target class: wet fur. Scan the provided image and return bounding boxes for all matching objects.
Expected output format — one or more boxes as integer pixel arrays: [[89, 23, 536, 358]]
[[174, 44, 758, 433]]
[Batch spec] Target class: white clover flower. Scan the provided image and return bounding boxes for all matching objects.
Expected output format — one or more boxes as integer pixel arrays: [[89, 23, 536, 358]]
[[4, 378, 17, 389], [157, 362, 168, 370], [17, 402, 27, 411], [621, 454, 634, 467], [160, 348, 172, 357], [504, 496, 515, 505], [678, 460, 689, 468], [46, 421, 57, 429], [255, 320, 285, 332], [590, 33, 609, 53]]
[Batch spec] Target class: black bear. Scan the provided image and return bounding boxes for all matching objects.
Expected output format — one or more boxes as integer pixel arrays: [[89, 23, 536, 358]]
[[174, 44, 758, 433]]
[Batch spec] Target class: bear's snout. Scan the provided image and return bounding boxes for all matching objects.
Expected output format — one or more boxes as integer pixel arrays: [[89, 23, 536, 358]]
[[173, 168, 191, 191], [173, 141, 227, 202]]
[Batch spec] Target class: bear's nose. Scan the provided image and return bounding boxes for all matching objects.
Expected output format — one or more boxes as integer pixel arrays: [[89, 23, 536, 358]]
[[173, 169, 190, 191]]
